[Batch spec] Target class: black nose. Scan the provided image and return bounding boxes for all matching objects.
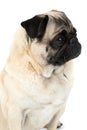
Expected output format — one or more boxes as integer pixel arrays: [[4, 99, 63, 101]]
[[69, 37, 81, 57], [70, 37, 78, 45]]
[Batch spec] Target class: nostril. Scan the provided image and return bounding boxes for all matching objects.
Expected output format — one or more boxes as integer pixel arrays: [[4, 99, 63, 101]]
[[70, 37, 78, 45], [70, 38, 75, 43]]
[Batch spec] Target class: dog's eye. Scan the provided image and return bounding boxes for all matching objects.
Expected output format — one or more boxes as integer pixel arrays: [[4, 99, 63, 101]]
[[55, 36, 65, 46], [57, 37, 64, 42], [50, 35, 65, 49]]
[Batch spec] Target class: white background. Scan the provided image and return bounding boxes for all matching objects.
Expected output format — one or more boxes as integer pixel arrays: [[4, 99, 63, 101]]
[[0, 0, 87, 130]]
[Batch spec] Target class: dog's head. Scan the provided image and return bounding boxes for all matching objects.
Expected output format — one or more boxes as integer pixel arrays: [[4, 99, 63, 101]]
[[21, 10, 81, 66]]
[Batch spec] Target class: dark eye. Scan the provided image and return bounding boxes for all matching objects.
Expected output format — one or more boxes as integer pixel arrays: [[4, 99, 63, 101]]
[[55, 36, 65, 46], [57, 37, 64, 42], [49, 36, 65, 49]]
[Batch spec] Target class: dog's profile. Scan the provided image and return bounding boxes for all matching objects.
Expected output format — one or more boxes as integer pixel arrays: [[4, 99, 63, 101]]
[[0, 10, 81, 130]]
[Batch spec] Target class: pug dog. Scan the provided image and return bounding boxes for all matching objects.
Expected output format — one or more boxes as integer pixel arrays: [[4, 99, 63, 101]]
[[0, 10, 81, 130]]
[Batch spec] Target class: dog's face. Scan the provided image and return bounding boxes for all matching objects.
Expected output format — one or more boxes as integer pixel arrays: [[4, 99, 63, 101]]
[[21, 10, 81, 66]]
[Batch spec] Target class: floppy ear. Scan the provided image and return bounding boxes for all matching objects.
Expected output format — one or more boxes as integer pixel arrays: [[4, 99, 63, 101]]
[[21, 15, 48, 39]]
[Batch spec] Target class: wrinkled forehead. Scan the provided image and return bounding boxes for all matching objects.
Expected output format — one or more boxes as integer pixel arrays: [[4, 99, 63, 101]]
[[45, 10, 73, 33], [45, 10, 64, 17]]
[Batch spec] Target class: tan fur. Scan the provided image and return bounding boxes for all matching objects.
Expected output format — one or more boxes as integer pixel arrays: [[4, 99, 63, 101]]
[[0, 11, 74, 130]]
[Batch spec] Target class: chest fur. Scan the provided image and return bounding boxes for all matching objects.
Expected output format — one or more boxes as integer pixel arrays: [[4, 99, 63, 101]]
[[21, 71, 73, 130], [21, 70, 73, 107]]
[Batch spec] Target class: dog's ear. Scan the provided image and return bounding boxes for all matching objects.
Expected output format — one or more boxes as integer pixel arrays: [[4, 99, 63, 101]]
[[21, 15, 48, 39]]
